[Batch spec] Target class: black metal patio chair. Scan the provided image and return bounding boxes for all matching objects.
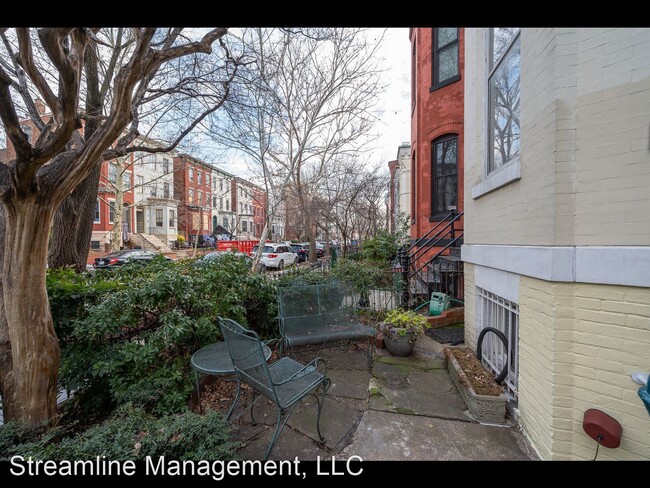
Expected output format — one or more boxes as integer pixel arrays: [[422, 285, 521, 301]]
[[218, 317, 330, 460]]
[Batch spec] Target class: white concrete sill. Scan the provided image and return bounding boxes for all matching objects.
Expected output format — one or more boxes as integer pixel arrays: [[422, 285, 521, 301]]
[[471, 159, 521, 199]]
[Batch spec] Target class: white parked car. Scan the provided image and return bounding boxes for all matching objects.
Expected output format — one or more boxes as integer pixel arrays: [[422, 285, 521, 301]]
[[251, 243, 297, 270]]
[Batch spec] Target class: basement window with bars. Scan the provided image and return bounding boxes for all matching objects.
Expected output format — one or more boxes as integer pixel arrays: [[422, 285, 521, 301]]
[[476, 287, 519, 398]]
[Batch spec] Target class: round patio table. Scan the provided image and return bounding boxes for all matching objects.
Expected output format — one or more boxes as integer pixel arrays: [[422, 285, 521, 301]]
[[191, 342, 272, 414]]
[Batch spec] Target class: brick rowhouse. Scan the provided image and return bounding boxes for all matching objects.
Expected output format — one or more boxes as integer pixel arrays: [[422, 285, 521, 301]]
[[410, 28, 465, 269], [252, 186, 267, 238], [173, 154, 213, 243], [93, 157, 135, 251]]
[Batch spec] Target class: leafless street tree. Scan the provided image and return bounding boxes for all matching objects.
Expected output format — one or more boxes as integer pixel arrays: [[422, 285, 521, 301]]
[[210, 28, 383, 265]]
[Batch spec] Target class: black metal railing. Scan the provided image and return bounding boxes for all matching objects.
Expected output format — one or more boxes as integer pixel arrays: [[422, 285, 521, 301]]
[[405, 210, 464, 305]]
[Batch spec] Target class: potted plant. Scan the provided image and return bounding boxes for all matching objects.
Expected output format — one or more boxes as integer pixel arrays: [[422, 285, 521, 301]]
[[176, 234, 186, 249], [380, 308, 430, 357]]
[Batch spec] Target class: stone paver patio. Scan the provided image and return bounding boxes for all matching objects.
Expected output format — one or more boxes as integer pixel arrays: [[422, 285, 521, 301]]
[[233, 335, 537, 461]]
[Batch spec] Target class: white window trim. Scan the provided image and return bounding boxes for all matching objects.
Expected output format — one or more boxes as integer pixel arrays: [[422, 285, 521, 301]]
[[471, 158, 521, 199], [155, 208, 164, 228], [476, 28, 521, 199]]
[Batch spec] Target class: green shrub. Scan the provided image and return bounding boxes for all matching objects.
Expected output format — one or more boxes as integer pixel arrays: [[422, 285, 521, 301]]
[[1, 405, 237, 461], [331, 258, 393, 292], [0, 420, 50, 460], [48, 254, 277, 417], [362, 229, 400, 262]]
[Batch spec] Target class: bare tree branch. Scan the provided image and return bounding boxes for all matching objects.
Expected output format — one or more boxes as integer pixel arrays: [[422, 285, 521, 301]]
[[15, 28, 59, 119], [0, 66, 32, 162], [0, 31, 46, 131]]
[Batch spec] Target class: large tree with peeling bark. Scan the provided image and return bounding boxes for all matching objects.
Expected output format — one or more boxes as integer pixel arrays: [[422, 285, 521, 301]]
[[0, 27, 236, 426]]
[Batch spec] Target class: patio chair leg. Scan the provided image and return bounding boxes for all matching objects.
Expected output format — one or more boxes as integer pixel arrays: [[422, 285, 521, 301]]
[[264, 405, 295, 461], [226, 378, 241, 421], [250, 390, 261, 425], [367, 337, 373, 369], [315, 381, 328, 443]]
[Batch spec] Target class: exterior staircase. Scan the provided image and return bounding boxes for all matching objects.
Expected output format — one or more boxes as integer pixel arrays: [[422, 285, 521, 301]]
[[132, 233, 171, 252], [405, 211, 464, 307]]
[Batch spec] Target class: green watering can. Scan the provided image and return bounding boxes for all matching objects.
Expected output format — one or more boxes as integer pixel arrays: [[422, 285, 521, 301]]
[[429, 292, 451, 316]]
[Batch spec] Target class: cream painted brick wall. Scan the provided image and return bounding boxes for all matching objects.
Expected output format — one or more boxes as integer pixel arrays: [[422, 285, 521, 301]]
[[518, 277, 558, 460], [463, 263, 477, 351], [465, 28, 650, 247], [518, 277, 650, 460], [464, 28, 558, 245]]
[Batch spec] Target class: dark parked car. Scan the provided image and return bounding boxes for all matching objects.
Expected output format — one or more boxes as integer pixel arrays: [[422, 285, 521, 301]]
[[93, 250, 170, 269], [299, 242, 325, 258], [290, 244, 308, 263]]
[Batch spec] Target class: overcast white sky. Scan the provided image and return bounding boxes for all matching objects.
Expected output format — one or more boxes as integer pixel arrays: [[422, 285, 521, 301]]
[[369, 28, 411, 164], [218, 28, 411, 177]]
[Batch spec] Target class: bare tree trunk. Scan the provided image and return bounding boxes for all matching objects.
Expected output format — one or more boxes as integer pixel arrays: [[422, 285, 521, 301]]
[[324, 221, 330, 257], [3, 198, 59, 424], [306, 216, 317, 264], [110, 168, 124, 252], [252, 221, 270, 273], [49, 42, 103, 272], [192, 208, 202, 258], [0, 205, 15, 420], [48, 166, 102, 271]]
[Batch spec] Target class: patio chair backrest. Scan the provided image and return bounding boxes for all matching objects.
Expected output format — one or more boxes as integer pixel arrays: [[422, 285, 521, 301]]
[[277, 278, 358, 335], [218, 317, 277, 404]]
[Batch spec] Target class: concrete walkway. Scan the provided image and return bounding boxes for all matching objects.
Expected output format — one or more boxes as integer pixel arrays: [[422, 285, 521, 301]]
[[235, 336, 536, 461]]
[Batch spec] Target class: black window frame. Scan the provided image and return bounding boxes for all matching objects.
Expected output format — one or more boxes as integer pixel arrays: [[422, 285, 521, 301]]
[[94, 198, 101, 223], [430, 134, 459, 221], [411, 150, 416, 224], [411, 36, 416, 114], [430, 28, 460, 92]]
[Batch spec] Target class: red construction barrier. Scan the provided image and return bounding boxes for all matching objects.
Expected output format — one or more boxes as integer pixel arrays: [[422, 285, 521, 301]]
[[217, 240, 259, 255]]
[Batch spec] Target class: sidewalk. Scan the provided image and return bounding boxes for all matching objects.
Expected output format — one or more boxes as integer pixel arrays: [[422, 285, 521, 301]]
[[235, 335, 537, 461]]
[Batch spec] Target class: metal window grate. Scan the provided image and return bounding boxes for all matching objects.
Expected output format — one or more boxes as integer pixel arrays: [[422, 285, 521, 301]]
[[476, 287, 519, 399]]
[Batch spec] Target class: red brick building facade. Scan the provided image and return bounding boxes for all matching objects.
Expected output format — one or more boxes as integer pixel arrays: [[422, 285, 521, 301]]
[[410, 28, 465, 262], [252, 187, 267, 238], [92, 157, 135, 251], [173, 154, 213, 242]]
